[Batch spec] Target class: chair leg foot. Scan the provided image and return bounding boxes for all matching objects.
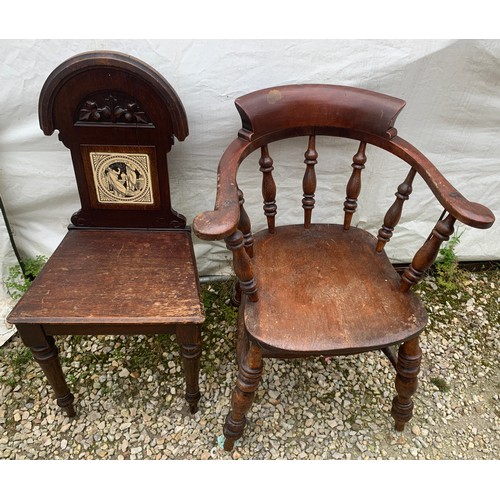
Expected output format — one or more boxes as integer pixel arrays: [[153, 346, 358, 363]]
[[223, 340, 262, 450], [176, 324, 201, 414], [30, 336, 76, 417], [391, 336, 421, 431]]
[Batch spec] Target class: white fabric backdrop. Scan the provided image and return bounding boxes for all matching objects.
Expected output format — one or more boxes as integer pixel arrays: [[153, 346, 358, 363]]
[[0, 39, 498, 287]]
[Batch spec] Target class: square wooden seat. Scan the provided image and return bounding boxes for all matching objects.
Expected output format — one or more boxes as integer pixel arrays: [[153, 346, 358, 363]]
[[9, 230, 204, 328], [7, 51, 205, 417]]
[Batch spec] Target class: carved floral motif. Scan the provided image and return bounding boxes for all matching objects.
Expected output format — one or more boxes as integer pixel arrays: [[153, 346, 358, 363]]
[[78, 94, 151, 124]]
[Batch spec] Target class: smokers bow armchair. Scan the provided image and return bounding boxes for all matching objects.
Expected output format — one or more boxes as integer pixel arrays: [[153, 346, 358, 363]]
[[193, 84, 495, 450]]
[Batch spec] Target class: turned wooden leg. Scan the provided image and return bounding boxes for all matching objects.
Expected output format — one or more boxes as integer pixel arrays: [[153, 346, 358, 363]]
[[391, 336, 422, 431], [230, 280, 242, 308], [30, 335, 76, 417], [176, 324, 201, 414], [235, 305, 246, 368], [223, 338, 263, 451]]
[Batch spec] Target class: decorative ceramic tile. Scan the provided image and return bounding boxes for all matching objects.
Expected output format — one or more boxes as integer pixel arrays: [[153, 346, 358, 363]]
[[89, 151, 154, 205]]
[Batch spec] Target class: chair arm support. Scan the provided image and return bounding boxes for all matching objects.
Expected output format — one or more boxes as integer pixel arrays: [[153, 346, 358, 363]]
[[400, 213, 456, 292], [193, 138, 254, 240], [390, 136, 495, 229]]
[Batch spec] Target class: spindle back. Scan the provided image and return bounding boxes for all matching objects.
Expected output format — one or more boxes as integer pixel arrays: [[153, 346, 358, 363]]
[[232, 85, 412, 251]]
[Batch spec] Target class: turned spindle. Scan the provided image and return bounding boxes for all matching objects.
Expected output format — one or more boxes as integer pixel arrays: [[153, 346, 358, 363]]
[[343, 142, 367, 230], [400, 213, 456, 292], [225, 230, 258, 302], [302, 135, 318, 229], [377, 168, 416, 252], [237, 188, 254, 258], [259, 145, 277, 234]]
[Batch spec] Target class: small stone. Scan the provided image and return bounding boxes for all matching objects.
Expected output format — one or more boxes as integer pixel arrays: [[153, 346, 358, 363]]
[[61, 439, 68, 450], [356, 443, 367, 453], [88, 411, 100, 422], [411, 425, 421, 436], [119, 368, 130, 378]]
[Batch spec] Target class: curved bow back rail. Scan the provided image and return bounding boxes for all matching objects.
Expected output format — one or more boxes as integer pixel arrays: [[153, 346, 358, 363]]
[[193, 85, 495, 240]]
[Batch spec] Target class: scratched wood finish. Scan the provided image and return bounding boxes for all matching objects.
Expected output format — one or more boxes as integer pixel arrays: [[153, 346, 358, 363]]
[[244, 224, 427, 355], [9, 229, 204, 324], [8, 51, 204, 417], [193, 83, 495, 451]]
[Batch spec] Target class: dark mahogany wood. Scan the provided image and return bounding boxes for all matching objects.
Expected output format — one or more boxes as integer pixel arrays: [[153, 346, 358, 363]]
[[302, 135, 318, 228], [244, 224, 427, 355], [377, 168, 416, 251], [343, 141, 367, 230], [193, 84, 495, 450], [259, 146, 277, 233], [224, 230, 258, 303], [391, 337, 422, 431], [400, 212, 456, 291], [8, 51, 204, 417], [38, 50, 188, 229], [237, 188, 254, 258]]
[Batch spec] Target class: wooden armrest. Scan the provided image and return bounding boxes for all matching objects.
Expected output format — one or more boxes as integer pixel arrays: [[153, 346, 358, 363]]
[[193, 138, 253, 240], [390, 136, 495, 229]]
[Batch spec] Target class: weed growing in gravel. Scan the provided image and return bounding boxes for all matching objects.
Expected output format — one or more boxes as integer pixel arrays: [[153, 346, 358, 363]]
[[430, 377, 451, 393], [200, 278, 238, 375], [434, 229, 464, 292], [0, 345, 32, 387], [4, 255, 47, 299]]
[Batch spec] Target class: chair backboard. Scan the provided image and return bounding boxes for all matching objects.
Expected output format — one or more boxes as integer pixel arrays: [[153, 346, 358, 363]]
[[38, 50, 189, 229]]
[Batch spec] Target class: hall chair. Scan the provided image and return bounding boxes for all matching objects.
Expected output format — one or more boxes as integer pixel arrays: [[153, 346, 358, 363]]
[[193, 84, 495, 450], [7, 51, 204, 416]]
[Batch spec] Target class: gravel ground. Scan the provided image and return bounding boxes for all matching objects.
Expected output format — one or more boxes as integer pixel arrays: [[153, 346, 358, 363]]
[[0, 270, 498, 461]]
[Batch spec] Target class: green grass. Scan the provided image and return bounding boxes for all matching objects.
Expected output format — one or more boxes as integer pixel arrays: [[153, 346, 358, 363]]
[[4, 255, 47, 299], [0, 346, 32, 387], [433, 229, 464, 292], [430, 377, 451, 393]]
